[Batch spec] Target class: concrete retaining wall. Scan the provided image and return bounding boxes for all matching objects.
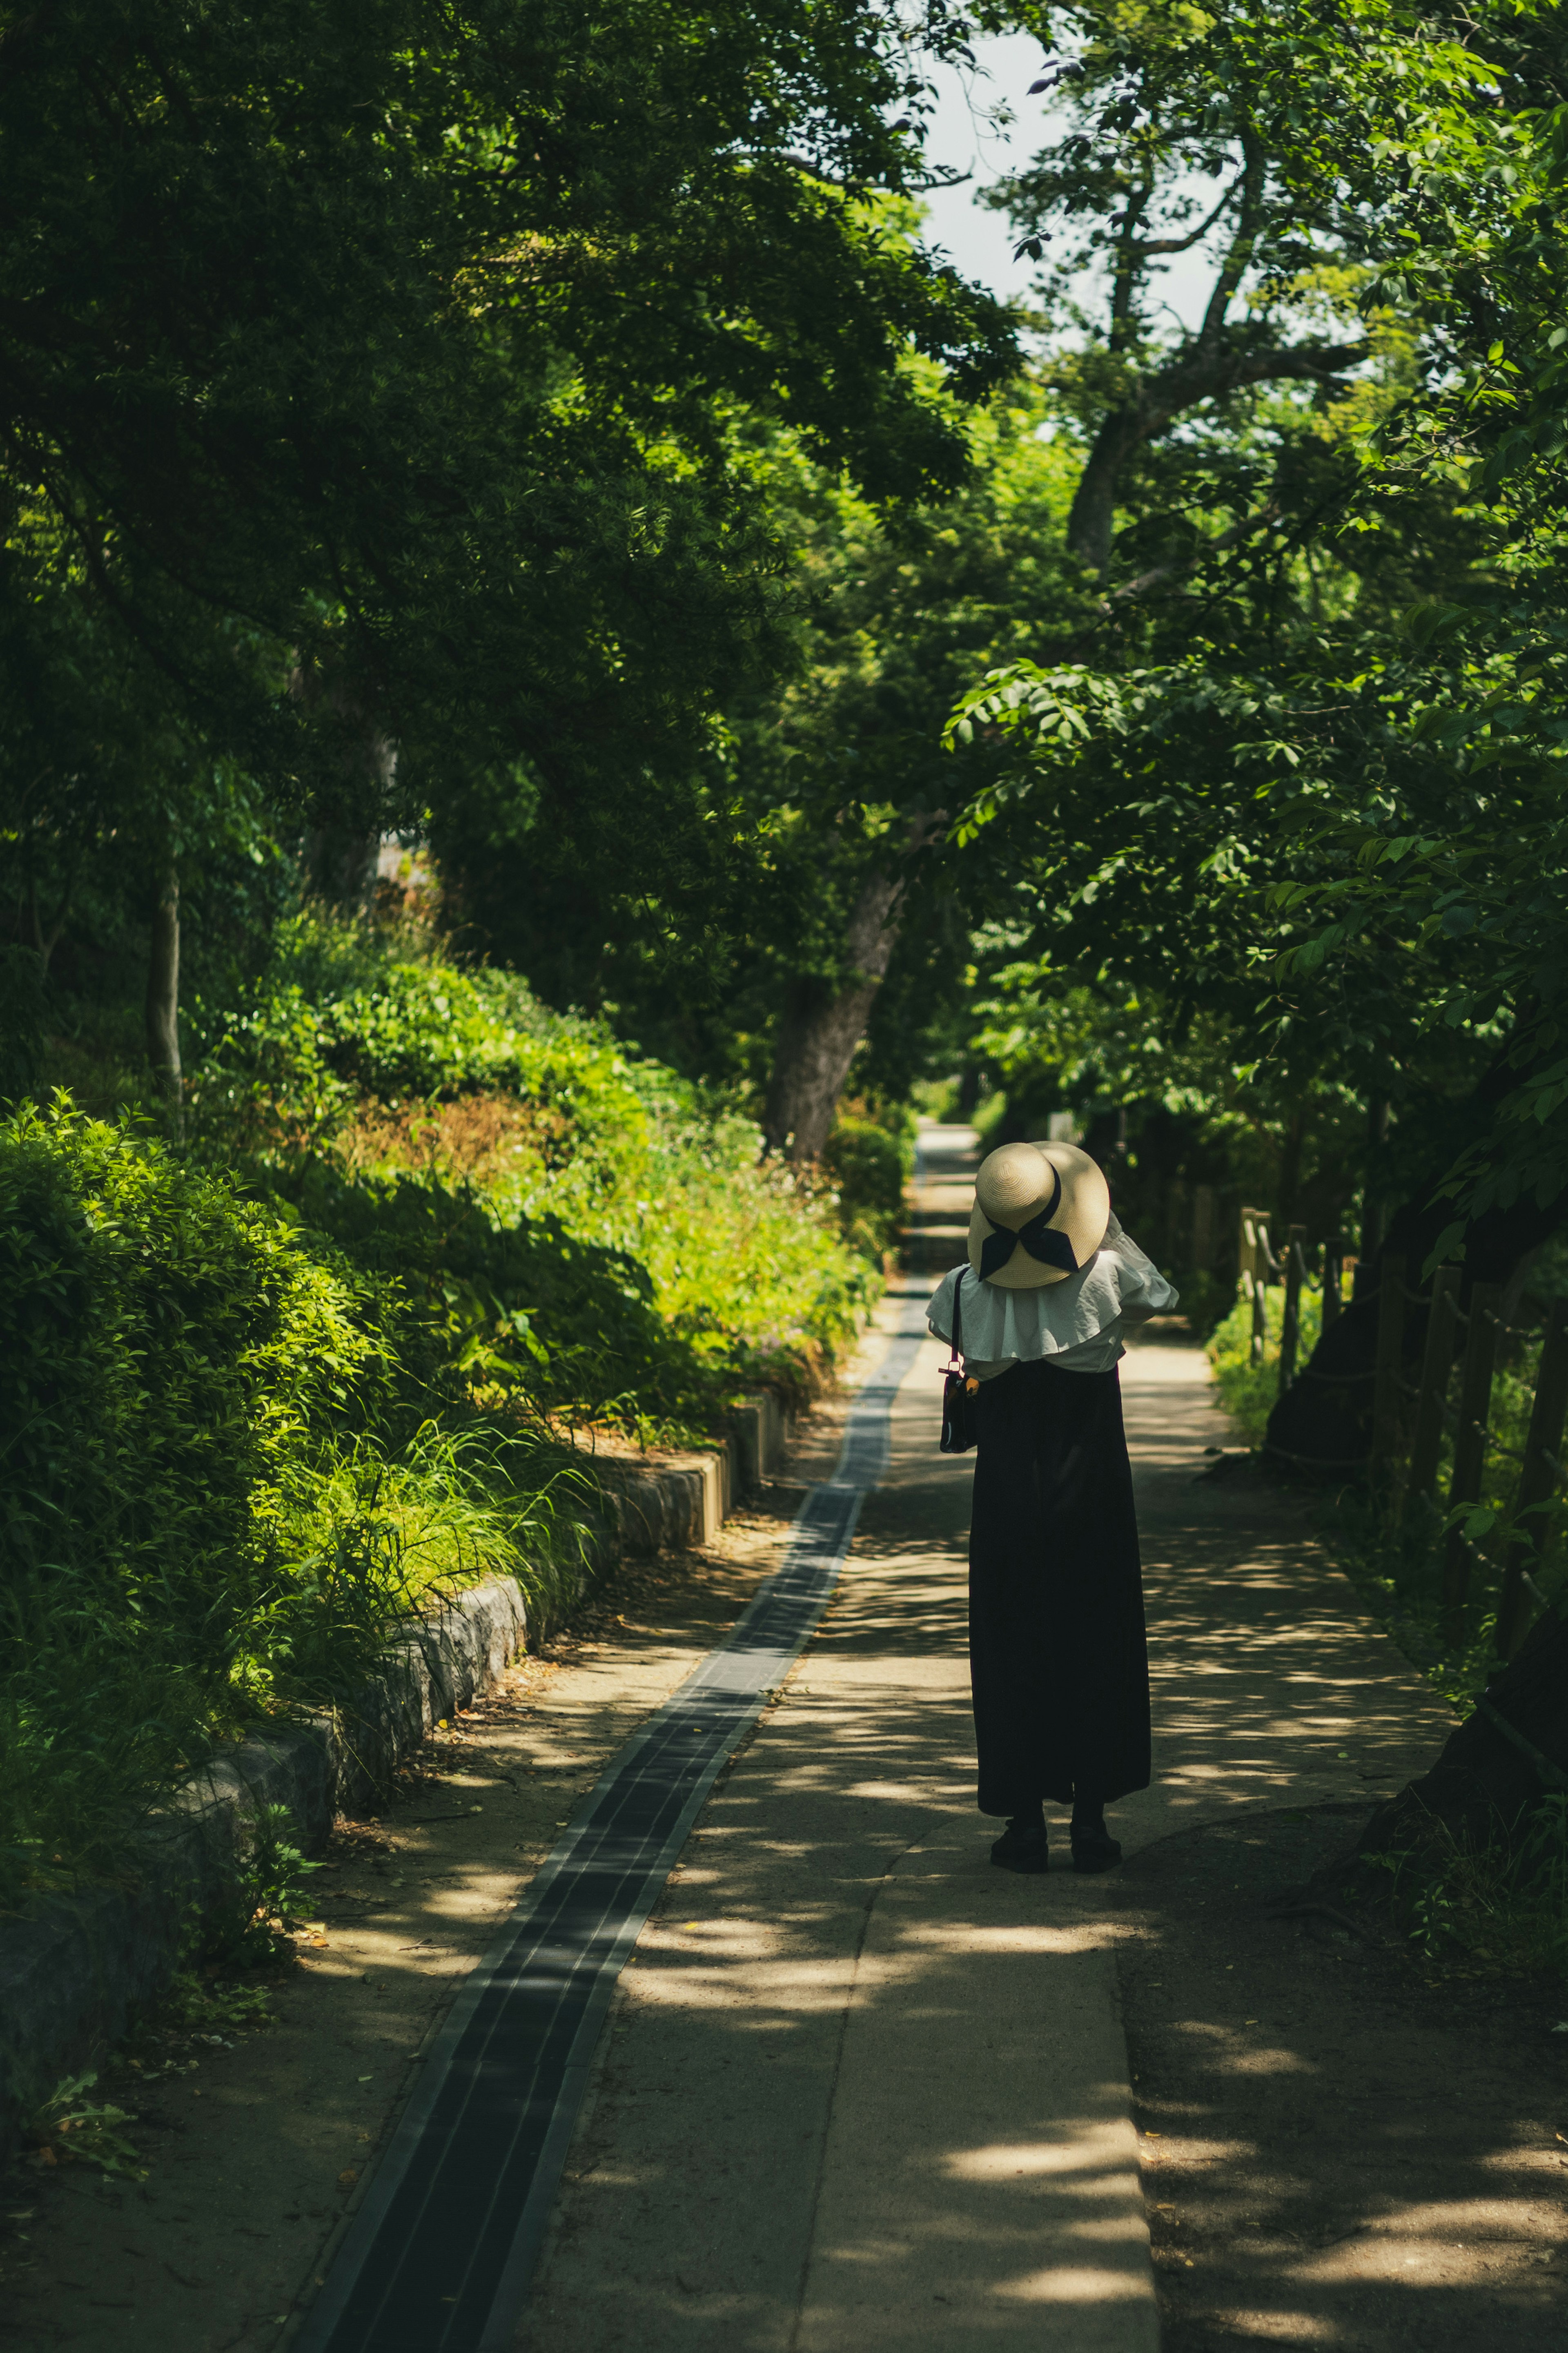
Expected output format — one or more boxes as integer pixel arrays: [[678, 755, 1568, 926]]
[[600, 1391, 791, 1555], [0, 1392, 793, 2161]]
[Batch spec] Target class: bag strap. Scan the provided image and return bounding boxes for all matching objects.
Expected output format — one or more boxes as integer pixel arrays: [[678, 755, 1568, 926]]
[[950, 1265, 967, 1365]]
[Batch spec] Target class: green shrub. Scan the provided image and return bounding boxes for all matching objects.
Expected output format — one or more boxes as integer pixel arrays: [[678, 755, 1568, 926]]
[[1205, 1280, 1324, 1448], [1367, 1791, 1568, 1981], [0, 1100, 588, 1904], [193, 910, 875, 1435], [821, 1108, 914, 1263], [0, 913, 880, 1899], [274, 1162, 790, 1443], [0, 1097, 388, 1601], [190, 910, 636, 1160]]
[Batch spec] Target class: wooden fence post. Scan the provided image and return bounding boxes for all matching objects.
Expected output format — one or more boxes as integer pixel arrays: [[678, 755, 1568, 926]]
[[1241, 1205, 1270, 1369], [1369, 1255, 1409, 1505], [1495, 1298, 1568, 1658], [1277, 1224, 1307, 1396], [1322, 1233, 1344, 1331], [1441, 1282, 1504, 1648], [1405, 1263, 1462, 1516]]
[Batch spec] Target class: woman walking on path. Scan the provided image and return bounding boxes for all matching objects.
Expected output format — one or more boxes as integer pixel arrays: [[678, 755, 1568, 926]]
[[928, 1141, 1177, 1876]]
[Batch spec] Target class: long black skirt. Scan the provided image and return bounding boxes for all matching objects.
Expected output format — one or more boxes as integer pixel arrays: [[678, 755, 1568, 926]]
[[969, 1358, 1150, 1815]]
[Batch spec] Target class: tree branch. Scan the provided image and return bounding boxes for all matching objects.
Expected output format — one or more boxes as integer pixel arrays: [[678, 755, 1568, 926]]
[[1142, 337, 1369, 437], [35, 851, 82, 972], [1103, 498, 1282, 605], [732, 150, 973, 195], [1133, 177, 1239, 260], [0, 4, 61, 70], [1198, 132, 1266, 346], [1108, 180, 1153, 355], [1065, 335, 1365, 574], [1230, 341, 1370, 389]]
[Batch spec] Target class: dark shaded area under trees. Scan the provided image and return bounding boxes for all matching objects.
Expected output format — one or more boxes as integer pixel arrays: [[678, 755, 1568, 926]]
[[1, 0, 1017, 1117]]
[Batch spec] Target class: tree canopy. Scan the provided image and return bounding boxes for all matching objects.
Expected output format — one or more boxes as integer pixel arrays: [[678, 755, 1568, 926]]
[[941, 0, 1568, 1250], [2, 1, 1017, 854], [13, 0, 1568, 1259]]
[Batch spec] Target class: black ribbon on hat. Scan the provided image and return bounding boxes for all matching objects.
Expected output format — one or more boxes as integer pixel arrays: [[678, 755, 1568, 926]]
[[978, 1159, 1080, 1281]]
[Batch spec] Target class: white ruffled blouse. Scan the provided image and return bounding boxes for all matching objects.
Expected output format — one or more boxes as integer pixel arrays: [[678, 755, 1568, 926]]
[[926, 1212, 1178, 1378]]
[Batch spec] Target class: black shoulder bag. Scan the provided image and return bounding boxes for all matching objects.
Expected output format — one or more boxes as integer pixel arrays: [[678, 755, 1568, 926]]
[[939, 1267, 980, 1454]]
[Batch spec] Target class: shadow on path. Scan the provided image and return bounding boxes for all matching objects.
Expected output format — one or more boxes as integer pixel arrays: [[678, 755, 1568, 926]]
[[523, 1126, 1564, 2352], [1113, 1337, 1568, 2349]]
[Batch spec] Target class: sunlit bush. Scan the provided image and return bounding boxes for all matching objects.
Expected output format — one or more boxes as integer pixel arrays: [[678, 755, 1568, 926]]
[[0, 1100, 586, 1903]]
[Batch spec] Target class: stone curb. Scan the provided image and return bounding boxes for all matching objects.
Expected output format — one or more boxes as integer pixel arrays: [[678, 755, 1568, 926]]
[[0, 1392, 793, 2163], [599, 1388, 793, 1555]]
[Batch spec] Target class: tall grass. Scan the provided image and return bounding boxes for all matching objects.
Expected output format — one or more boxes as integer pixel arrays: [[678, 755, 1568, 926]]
[[0, 1104, 593, 1906], [239, 1419, 594, 1706], [1205, 1281, 1324, 1448], [0, 1419, 592, 1911], [1367, 1791, 1568, 1982]]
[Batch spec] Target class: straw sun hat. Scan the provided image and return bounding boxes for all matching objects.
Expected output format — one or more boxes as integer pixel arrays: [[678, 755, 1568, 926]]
[[967, 1141, 1111, 1290]]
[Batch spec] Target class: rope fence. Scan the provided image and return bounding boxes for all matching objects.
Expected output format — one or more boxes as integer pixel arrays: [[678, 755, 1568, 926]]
[[1238, 1203, 1568, 1660]]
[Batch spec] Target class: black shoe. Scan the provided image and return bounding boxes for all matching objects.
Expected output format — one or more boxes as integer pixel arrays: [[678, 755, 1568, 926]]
[[990, 1821, 1048, 1874], [1070, 1827, 1122, 1874]]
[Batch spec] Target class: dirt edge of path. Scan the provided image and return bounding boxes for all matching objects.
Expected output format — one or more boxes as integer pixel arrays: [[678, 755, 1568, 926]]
[[1118, 1798, 1568, 2349]]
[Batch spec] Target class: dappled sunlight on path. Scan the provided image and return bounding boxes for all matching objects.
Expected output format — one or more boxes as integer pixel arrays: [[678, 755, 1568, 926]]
[[522, 1129, 1481, 2351], [1119, 1325, 1452, 1844]]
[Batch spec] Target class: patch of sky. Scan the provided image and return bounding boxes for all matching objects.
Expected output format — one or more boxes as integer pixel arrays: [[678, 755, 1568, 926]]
[[909, 30, 1239, 338]]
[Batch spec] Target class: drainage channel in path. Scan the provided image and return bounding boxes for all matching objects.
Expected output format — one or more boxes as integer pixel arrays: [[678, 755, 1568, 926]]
[[294, 1292, 931, 2353]]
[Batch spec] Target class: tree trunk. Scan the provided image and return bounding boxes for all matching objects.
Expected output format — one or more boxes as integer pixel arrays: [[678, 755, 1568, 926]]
[[304, 824, 381, 911], [1063, 344, 1367, 577], [145, 863, 183, 1139], [26, 862, 80, 976], [763, 869, 903, 1162], [1265, 1171, 1567, 1475], [1339, 1601, 1568, 1882], [1355, 1095, 1390, 1296], [1066, 402, 1151, 573]]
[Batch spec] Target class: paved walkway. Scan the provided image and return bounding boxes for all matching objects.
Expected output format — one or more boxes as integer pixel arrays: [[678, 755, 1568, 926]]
[[517, 1127, 1452, 2351]]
